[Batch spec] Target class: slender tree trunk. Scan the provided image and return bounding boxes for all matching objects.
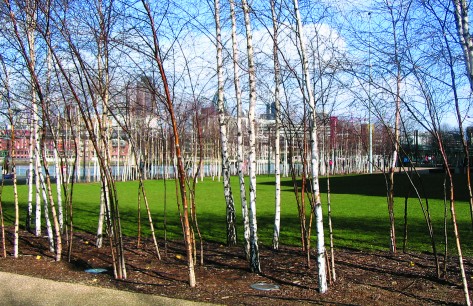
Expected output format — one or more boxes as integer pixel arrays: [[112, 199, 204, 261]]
[[188, 113, 204, 265], [128, 132, 161, 259], [442, 19, 473, 233], [442, 156, 471, 305], [242, 0, 261, 273], [386, 4, 403, 255], [10, 122, 19, 258], [140, 180, 161, 258], [24, 0, 37, 234], [142, 0, 196, 287], [1, 52, 20, 258], [214, 0, 237, 246], [0, 180, 5, 257], [301, 128, 308, 254], [443, 174, 448, 277], [26, 107, 34, 233], [417, 37, 470, 300], [229, 0, 250, 259], [40, 132, 62, 261], [452, 0, 473, 91], [271, 0, 282, 250], [326, 165, 336, 282], [54, 147, 64, 232], [293, 0, 327, 292], [39, 172, 54, 252], [163, 129, 169, 256], [137, 186, 142, 248], [96, 187, 106, 248], [403, 192, 409, 253], [65, 105, 78, 262], [34, 135, 42, 237], [387, 139, 398, 255]]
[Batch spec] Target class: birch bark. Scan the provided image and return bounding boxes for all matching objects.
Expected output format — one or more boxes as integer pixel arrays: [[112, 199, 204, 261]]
[[25, 0, 36, 233], [214, 0, 237, 246], [34, 127, 41, 237], [229, 0, 250, 258], [54, 139, 64, 232], [452, 0, 473, 91], [242, 0, 261, 273], [292, 0, 327, 293], [2, 61, 19, 258], [271, 0, 282, 250], [451, 0, 473, 235]]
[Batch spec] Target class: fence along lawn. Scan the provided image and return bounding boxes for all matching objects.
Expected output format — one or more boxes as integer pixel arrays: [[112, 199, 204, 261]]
[[0, 172, 472, 256]]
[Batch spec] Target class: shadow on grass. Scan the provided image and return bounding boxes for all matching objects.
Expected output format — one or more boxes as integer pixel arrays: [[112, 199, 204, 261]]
[[117, 209, 472, 256], [259, 172, 470, 201], [1, 172, 472, 257]]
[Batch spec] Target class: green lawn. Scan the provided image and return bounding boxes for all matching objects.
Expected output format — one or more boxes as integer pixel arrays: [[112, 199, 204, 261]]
[[0, 172, 472, 256]]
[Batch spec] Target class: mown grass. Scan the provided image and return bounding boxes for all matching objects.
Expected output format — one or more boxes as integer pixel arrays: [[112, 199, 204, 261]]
[[0, 172, 472, 256]]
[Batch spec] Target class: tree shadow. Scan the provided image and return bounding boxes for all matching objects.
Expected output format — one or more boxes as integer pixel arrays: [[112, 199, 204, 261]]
[[258, 172, 470, 201]]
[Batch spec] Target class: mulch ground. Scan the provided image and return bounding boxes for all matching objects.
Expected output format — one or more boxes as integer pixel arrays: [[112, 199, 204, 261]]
[[0, 229, 470, 305]]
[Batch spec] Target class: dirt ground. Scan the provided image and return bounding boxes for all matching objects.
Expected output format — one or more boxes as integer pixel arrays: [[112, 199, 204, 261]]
[[0, 229, 470, 305]]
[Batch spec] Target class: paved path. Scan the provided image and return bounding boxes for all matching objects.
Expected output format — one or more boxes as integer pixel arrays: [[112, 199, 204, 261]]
[[0, 271, 213, 306]]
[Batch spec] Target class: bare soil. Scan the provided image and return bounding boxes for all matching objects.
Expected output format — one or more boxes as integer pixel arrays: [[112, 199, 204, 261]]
[[0, 229, 470, 305]]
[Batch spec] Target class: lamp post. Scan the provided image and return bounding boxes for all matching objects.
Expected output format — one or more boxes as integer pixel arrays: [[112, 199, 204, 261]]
[[368, 11, 373, 174]]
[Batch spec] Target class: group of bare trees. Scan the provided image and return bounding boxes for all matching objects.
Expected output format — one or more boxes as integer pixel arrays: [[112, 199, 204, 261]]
[[0, 0, 472, 302], [342, 0, 473, 303]]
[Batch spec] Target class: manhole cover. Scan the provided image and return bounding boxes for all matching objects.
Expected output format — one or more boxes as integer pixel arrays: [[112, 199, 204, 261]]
[[84, 268, 108, 274], [250, 282, 280, 291]]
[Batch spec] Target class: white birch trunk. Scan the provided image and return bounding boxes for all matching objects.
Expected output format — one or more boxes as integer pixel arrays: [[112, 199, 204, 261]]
[[54, 147, 63, 232], [215, 0, 237, 246], [271, 0, 282, 250], [40, 145, 62, 260], [25, 0, 36, 238], [30, 65, 41, 237], [26, 119, 34, 232], [39, 172, 55, 252], [4, 73, 20, 258], [96, 188, 106, 248], [284, 138, 288, 177], [26, 63, 35, 232], [230, 0, 250, 258], [242, 0, 261, 273], [453, 0, 473, 91], [12, 160, 19, 258], [293, 0, 328, 293], [34, 142, 42, 237]]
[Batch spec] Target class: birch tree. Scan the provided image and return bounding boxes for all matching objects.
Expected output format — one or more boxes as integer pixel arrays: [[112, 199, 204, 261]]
[[25, 0, 36, 233], [270, 0, 282, 250], [4, 0, 63, 261], [242, 0, 261, 273], [452, 0, 473, 91], [450, 0, 473, 233], [293, 0, 328, 293], [0, 54, 20, 258], [214, 0, 237, 246], [141, 0, 196, 287], [0, 55, 8, 258], [229, 0, 250, 259], [386, 1, 403, 255], [402, 1, 471, 303], [32, 0, 128, 276]]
